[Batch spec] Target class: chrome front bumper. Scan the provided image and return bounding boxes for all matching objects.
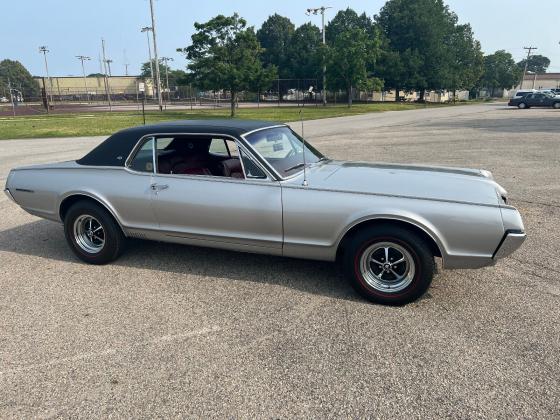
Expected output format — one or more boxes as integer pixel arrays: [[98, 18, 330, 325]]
[[4, 188, 15, 203], [493, 231, 526, 260]]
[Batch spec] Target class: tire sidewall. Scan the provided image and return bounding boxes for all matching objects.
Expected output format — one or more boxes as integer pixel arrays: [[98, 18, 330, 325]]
[[344, 227, 434, 305], [64, 201, 123, 264], [518, 102, 526, 109]]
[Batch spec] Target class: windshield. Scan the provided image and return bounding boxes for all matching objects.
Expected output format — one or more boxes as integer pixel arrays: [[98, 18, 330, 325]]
[[245, 126, 324, 177]]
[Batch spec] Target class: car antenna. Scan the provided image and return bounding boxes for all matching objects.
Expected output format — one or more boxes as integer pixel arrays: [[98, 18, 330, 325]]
[[300, 86, 313, 187]]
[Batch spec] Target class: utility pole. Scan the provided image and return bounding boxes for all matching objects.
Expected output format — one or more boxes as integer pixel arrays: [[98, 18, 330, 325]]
[[306, 6, 331, 106], [141, 27, 155, 99], [76, 55, 91, 102], [39, 46, 53, 111], [160, 57, 173, 108], [521, 46, 537, 89], [101, 38, 112, 111], [148, 0, 163, 111]]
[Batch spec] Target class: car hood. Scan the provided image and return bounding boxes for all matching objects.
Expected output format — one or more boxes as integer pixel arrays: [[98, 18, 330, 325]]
[[290, 160, 502, 206]]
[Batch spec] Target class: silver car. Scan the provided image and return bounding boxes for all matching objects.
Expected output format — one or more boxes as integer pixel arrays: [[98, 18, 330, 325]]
[[4, 120, 526, 305]]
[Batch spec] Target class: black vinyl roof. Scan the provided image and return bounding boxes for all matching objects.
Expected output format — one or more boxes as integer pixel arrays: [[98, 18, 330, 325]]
[[77, 119, 282, 167]]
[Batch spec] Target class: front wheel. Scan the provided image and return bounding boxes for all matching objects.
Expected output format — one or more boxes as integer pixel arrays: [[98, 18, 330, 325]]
[[64, 200, 125, 264], [553, 102, 560, 109], [343, 225, 435, 305]]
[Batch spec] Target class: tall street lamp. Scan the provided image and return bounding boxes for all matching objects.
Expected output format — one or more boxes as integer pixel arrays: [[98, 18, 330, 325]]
[[76, 55, 91, 102], [306, 6, 331, 106], [39, 46, 53, 110], [141, 26, 155, 92], [148, 0, 163, 111]]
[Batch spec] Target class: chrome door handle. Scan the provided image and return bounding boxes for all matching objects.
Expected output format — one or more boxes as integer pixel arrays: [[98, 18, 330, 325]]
[[150, 183, 169, 191]]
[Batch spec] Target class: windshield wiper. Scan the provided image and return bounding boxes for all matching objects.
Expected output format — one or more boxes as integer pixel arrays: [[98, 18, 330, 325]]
[[284, 163, 306, 173]]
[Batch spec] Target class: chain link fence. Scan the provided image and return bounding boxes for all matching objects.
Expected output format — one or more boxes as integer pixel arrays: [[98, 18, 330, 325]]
[[0, 76, 462, 116]]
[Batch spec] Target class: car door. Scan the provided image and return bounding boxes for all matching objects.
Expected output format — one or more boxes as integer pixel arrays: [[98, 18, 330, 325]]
[[151, 135, 283, 254], [106, 136, 158, 232]]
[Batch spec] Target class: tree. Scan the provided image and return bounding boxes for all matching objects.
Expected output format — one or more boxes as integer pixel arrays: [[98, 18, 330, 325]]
[[517, 54, 550, 74], [448, 24, 483, 99], [87, 73, 105, 78], [375, 0, 459, 100], [257, 14, 295, 79], [140, 60, 188, 87], [140, 59, 169, 79], [326, 8, 376, 43], [480, 50, 522, 96], [178, 13, 277, 116], [326, 27, 382, 106], [0, 59, 39, 100], [287, 23, 322, 81]]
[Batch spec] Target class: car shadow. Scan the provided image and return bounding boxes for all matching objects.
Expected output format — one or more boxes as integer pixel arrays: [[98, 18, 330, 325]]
[[0, 219, 360, 302]]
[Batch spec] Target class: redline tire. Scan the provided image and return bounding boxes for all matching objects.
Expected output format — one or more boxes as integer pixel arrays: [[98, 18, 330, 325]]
[[63, 200, 125, 265], [343, 225, 435, 305]]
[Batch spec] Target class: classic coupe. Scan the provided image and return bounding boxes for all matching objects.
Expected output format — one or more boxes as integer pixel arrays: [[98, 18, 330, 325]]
[[4, 120, 526, 305], [508, 92, 560, 109]]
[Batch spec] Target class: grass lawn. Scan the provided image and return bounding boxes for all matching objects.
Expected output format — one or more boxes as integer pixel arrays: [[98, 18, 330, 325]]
[[0, 102, 451, 140]]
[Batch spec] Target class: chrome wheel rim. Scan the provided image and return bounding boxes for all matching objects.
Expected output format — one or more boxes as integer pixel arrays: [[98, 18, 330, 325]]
[[73, 214, 105, 254], [359, 242, 415, 293]]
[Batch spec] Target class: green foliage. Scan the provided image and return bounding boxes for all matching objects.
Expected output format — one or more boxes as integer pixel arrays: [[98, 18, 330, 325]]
[[86, 73, 105, 77], [178, 13, 277, 116], [286, 23, 322, 80], [326, 8, 376, 42], [448, 24, 484, 93], [257, 14, 295, 79], [326, 27, 382, 106], [0, 59, 39, 99], [517, 54, 551, 74], [376, 0, 475, 97], [481, 50, 522, 94], [140, 60, 188, 86]]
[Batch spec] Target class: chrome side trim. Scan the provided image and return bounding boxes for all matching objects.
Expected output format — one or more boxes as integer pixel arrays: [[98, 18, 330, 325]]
[[4, 188, 15, 203], [493, 231, 526, 259]]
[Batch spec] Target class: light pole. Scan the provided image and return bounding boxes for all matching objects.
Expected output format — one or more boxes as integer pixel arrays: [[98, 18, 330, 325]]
[[106, 59, 113, 77], [39, 46, 53, 111], [160, 56, 173, 107], [521, 46, 537, 89], [101, 38, 112, 111], [306, 6, 331, 106], [141, 26, 155, 99], [76, 55, 91, 102], [148, 0, 163, 111]]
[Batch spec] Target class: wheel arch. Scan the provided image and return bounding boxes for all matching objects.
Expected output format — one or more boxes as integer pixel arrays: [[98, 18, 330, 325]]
[[59, 193, 125, 233], [336, 217, 444, 262]]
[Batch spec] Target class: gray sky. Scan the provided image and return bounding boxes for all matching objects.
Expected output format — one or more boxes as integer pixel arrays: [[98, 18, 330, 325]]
[[1, 0, 559, 76]]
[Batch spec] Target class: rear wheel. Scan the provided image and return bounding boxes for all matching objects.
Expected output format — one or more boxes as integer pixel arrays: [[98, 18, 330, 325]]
[[63, 200, 125, 264], [553, 102, 560, 109], [343, 225, 435, 305], [518, 102, 527, 109]]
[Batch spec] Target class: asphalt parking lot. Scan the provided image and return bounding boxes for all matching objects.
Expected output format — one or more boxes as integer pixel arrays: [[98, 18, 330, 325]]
[[1, 103, 559, 418]]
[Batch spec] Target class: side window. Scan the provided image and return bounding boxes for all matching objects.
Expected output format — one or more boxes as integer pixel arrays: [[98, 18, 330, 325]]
[[129, 137, 154, 173], [209, 139, 229, 156], [240, 149, 267, 179]]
